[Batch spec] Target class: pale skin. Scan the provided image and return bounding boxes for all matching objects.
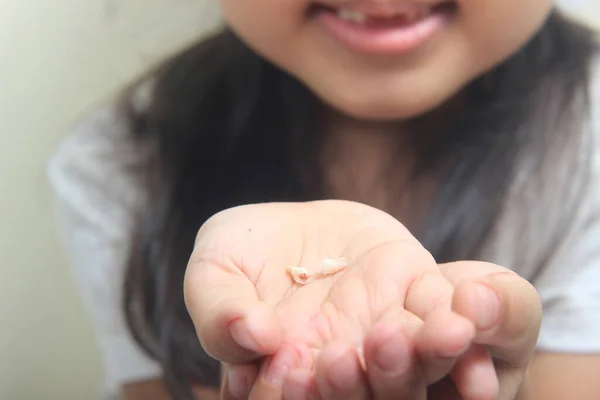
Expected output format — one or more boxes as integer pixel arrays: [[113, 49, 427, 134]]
[[122, 201, 600, 399], [119, 0, 600, 396], [188, 200, 494, 399], [183, 200, 534, 400]]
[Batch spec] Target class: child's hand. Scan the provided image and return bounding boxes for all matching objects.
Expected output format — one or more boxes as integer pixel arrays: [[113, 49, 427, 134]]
[[234, 262, 542, 400], [184, 200, 487, 398]]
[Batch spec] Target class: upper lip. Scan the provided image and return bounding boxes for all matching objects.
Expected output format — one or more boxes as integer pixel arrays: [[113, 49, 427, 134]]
[[317, 0, 450, 18]]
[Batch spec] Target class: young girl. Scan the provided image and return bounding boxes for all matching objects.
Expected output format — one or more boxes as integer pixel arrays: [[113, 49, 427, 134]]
[[49, 0, 600, 398]]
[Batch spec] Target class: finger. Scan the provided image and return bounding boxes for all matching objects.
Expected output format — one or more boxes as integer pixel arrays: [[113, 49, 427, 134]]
[[249, 344, 305, 400], [438, 261, 512, 283], [452, 273, 542, 366], [414, 308, 475, 384], [221, 363, 258, 400], [283, 369, 318, 400], [184, 263, 283, 364], [316, 341, 371, 400], [451, 345, 499, 400], [363, 321, 425, 400], [405, 272, 455, 320], [441, 262, 538, 399]]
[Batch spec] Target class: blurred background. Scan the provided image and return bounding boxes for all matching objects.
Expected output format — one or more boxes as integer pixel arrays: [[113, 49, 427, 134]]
[[0, 1, 598, 399]]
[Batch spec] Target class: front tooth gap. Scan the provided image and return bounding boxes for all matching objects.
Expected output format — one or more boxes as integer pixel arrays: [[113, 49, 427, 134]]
[[338, 9, 366, 24]]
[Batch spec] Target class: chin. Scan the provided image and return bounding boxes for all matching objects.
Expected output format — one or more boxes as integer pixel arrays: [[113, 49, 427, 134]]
[[319, 90, 454, 122]]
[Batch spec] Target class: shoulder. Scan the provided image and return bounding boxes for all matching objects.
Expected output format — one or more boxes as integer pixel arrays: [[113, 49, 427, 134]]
[[590, 53, 600, 139], [49, 103, 132, 179], [582, 53, 600, 224], [531, 54, 600, 352], [47, 81, 164, 394], [48, 79, 155, 186], [48, 81, 156, 231]]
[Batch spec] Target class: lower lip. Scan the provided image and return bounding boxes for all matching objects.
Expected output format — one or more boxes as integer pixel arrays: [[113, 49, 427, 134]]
[[315, 5, 454, 55]]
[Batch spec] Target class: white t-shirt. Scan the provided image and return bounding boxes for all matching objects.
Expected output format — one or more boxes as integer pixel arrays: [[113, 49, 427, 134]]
[[48, 62, 600, 398]]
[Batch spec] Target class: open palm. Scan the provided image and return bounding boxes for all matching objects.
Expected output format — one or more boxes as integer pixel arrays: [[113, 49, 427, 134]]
[[185, 200, 484, 399]]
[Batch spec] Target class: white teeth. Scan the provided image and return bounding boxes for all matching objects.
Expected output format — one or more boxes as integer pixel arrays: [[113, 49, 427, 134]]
[[337, 8, 367, 24], [336, 6, 430, 24]]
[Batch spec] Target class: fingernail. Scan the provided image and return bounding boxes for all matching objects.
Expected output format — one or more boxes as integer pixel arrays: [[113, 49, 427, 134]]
[[374, 329, 410, 373], [264, 346, 299, 385], [473, 283, 501, 330], [228, 368, 249, 399], [229, 318, 260, 351]]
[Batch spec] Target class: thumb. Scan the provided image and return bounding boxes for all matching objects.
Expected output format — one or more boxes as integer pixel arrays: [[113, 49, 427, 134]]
[[452, 272, 542, 367], [184, 259, 283, 364]]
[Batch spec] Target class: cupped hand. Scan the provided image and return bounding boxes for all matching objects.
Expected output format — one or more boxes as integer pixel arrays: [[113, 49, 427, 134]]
[[184, 201, 483, 398], [268, 262, 542, 400]]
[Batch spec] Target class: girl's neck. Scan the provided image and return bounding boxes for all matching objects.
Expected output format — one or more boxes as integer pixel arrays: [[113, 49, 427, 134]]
[[318, 99, 461, 231], [320, 110, 424, 229], [320, 94, 466, 231]]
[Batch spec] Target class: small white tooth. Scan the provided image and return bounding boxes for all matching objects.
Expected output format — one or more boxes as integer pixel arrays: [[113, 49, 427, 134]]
[[287, 266, 314, 285], [337, 9, 348, 20], [322, 257, 348, 275], [337, 8, 366, 24]]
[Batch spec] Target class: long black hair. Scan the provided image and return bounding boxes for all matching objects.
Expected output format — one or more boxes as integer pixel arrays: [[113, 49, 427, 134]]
[[121, 9, 598, 399]]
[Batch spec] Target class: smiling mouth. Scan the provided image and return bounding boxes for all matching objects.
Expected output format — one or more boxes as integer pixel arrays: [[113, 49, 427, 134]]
[[308, 1, 458, 54], [309, 1, 457, 26]]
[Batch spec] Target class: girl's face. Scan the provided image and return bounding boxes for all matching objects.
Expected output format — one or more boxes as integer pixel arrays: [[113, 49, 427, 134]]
[[219, 0, 553, 120]]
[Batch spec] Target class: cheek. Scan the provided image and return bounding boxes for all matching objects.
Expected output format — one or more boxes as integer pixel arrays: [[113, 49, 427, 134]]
[[219, 0, 309, 63], [456, 0, 553, 67]]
